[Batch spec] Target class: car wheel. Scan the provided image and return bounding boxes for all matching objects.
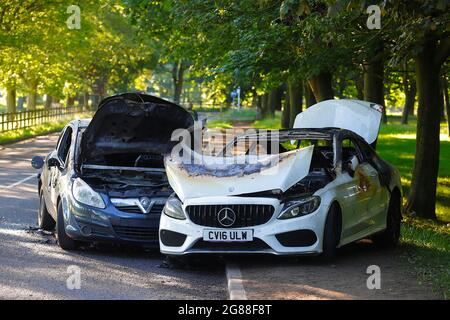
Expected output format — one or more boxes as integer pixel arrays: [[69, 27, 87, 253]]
[[56, 200, 79, 250], [320, 204, 340, 262], [373, 193, 401, 248], [38, 192, 55, 231]]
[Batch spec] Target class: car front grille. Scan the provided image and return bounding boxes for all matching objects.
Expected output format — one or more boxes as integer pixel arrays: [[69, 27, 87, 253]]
[[185, 204, 275, 228], [113, 225, 158, 242], [192, 238, 270, 251], [115, 204, 164, 214]]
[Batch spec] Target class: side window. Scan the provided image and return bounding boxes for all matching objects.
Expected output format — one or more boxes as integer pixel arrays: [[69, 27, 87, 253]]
[[355, 139, 375, 163], [57, 127, 73, 165], [341, 138, 363, 163]]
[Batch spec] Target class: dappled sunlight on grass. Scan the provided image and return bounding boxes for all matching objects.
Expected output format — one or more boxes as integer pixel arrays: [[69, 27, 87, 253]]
[[378, 119, 450, 222]]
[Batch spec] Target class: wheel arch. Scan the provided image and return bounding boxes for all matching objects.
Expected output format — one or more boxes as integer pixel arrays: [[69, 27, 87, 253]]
[[329, 200, 343, 244]]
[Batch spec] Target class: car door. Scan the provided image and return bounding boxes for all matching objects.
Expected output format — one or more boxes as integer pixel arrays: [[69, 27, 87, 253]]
[[48, 126, 73, 214], [354, 138, 390, 233], [41, 127, 67, 217], [337, 137, 377, 243]]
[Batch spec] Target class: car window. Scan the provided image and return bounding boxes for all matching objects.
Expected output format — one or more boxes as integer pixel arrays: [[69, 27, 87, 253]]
[[341, 138, 363, 163], [55, 127, 67, 150], [57, 126, 73, 165]]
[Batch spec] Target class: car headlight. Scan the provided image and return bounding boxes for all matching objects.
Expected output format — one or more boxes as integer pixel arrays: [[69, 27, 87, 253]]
[[278, 196, 320, 220], [163, 195, 186, 220], [72, 178, 106, 209]]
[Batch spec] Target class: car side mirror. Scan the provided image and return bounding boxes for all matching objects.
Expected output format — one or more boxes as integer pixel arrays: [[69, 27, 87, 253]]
[[47, 157, 62, 169], [31, 156, 44, 169], [345, 155, 359, 177]]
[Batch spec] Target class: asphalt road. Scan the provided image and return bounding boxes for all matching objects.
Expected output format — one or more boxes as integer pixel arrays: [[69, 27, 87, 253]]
[[0, 132, 439, 300]]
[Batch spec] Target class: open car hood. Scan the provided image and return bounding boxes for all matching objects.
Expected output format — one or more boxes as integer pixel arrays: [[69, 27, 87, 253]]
[[80, 93, 194, 164], [293, 99, 383, 145], [165, 146, 314, 202]]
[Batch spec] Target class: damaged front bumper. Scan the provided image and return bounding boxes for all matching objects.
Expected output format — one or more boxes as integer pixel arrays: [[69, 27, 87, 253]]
[[61, 191, 167, 247], [159, 196, 328, 256]]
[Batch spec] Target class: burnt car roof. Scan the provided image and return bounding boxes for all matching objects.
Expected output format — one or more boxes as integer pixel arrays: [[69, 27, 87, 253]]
[[233, 128, 358, 141]]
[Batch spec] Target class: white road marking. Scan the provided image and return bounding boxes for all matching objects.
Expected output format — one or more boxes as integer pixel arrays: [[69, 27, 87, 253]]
[[0, 174, 37, 190], [226, 262, 247, 300]]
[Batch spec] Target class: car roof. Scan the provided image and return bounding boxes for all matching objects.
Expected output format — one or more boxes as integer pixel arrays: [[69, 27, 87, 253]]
[[234, 128, 349, 141]]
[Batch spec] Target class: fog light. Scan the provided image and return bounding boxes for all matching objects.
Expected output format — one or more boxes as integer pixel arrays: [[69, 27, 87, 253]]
[[80, 225, 92, 236]]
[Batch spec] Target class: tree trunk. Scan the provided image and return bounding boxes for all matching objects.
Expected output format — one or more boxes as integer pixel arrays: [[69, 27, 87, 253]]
[[405, 37, 443, 220], [442, 75, 450, 137], [84, 92, 90, 110], [76, 93, 84, 110], [363, 54, 385, 122], [267, 88, 279, 118], [261, 93, 269, 118], [256, 95, 263, 120], [308, 72, 334, 102], [6, 86, 16, 113], [281, 90, 290, 129], [27, 80, 38, 110], [304, 81, 316, 108], [356, 74, 364, 100], [439, 75, 446, 122], [401, 74, 416, 125], [288, 81, 303, 127], [66, 96, 75, 108], [44, 95, 53, 109], [172, 61, 185, 104], [275, 85, 284, 111]]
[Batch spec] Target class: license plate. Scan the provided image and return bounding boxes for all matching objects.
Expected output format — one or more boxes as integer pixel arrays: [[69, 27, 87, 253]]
[[203, 229, 253, 242]]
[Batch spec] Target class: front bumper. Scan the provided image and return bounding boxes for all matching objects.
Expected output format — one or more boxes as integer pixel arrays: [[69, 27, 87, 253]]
[[61, 193, 167, 247], [159, 196, 328, 256]]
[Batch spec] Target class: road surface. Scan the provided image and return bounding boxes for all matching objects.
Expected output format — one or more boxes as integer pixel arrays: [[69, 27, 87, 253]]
[[0, 131, 439, 299]]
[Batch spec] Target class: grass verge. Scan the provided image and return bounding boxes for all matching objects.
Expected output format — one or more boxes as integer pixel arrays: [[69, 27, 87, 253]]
[[400, 215, 450, 299]]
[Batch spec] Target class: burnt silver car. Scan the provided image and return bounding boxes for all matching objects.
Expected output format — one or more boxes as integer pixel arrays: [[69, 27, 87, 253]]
[[32, 93, 194, 250]]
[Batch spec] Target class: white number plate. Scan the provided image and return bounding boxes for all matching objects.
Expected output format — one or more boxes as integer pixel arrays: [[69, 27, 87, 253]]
[[203, 229, 253, 242]]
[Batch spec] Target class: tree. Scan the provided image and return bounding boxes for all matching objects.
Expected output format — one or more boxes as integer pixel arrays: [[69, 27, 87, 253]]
[[401, 61, 417, 124], [382, 1, 449, 219], [288, 80, 303, 127]]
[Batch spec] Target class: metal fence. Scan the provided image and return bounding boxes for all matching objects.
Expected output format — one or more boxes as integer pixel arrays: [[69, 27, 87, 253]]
[[0, 107, 84, 132]]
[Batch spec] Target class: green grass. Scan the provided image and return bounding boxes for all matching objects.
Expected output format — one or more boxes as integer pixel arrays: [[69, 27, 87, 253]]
[[0, 113, 92, 145], [206, 108, 257, 129], [377, 117, 450, 222], [206, 119, 234, 128], [400, 216, 450, 299], [251, 111, 282, 129]]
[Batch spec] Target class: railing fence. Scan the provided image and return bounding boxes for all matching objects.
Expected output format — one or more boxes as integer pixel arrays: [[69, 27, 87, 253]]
[[0, 107, 84, 132]]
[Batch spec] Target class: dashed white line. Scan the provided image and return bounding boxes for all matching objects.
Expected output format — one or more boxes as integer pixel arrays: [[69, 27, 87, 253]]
[[226, 262, 247, 300], [0, 174, 37, 190]]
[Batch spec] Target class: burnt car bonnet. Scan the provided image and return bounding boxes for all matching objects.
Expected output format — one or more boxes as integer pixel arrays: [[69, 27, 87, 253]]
[[80, 93, 194, 164]]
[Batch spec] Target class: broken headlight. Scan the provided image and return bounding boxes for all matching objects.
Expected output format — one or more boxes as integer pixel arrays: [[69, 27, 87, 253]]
[[72, 178, 106, 209], [278, 196, 320, 220], [163, 195, 186, 220]]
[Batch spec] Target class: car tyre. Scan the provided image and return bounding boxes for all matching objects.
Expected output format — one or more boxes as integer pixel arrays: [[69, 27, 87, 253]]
[[38, 192, 55, 231], [320, 204, 340, 262], [373, 193, 401, 248], [56, 200, 79, 250]]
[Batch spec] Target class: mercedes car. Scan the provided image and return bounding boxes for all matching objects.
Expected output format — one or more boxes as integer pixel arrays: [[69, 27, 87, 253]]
[[159, 100, 402, 260], [31, 93, 195, 250]]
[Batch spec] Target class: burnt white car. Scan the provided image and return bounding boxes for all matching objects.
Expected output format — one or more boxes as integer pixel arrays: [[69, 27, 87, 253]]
[[159, 100, 402, 260]]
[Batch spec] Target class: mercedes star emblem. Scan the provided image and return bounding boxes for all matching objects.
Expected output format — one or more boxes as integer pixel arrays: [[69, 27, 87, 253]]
[[217, 207, 236, 227]]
